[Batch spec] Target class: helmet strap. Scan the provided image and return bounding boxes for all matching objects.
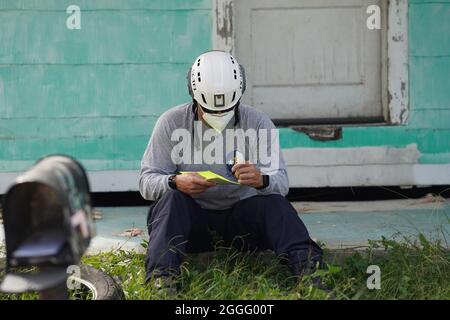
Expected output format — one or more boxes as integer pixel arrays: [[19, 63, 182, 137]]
[[233, 102, 240, 127], [192, 100, 199, 121], [191, 99, 240, 126]]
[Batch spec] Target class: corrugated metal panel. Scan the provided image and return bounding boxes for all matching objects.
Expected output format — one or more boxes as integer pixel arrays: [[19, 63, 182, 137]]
[[278, 0, 450, 166], [0, 0, 212, 173], [0, 0, 449, 190]]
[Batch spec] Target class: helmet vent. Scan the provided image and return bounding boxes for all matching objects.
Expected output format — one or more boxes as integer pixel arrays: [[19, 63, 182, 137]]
[[230, 57, 235, 64], [232, 91, 236, 102], [201, 94, 207, 104], [233, 69, 237, 80], [197, 59, 200, 66], [197, 72, 201, 82]]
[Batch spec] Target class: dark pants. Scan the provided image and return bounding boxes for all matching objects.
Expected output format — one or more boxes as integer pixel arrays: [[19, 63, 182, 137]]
[[145, 190, 323, 280]]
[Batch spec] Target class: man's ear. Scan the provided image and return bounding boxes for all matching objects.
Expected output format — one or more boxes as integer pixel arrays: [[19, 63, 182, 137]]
[[197, 103, 204, 121]]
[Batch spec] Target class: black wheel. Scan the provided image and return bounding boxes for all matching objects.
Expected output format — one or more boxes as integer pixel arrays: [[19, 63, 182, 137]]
[[69, 265, 125, 300]]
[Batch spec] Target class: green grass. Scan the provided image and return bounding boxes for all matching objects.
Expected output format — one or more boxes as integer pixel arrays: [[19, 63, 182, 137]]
[[1, 234, 449, 300]]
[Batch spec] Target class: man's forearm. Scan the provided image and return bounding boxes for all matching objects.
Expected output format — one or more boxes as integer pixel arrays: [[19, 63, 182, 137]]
[[256, 169, 289, 196], [139, 169, 171, 201]]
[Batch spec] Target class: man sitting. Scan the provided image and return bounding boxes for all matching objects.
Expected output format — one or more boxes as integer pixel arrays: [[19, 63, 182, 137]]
[[139, 51, 323, 289]]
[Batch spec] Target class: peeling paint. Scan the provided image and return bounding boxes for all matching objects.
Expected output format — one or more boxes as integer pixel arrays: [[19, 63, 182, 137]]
[[387, 0, 409, 125], [214, 0, 233, 51], [392, 34, 404, 42], [1, 0, 450, 191], [401, 81, 407, 98], [283, 144, 421, 166]]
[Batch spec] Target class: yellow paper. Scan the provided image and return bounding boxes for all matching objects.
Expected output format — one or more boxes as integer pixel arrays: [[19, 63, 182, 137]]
[[180, 170, 240, 185]]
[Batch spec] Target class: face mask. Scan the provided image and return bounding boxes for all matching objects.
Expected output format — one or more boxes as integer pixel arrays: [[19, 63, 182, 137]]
[[202, 110, 235, 133]]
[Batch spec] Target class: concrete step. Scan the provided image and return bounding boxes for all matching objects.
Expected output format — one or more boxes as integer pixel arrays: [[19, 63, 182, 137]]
[[86, 199, 449, 253], [1, 199, 449, 256]]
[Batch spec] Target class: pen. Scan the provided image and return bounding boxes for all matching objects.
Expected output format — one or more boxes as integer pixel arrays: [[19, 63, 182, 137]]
[[227, 150, 237, 175]]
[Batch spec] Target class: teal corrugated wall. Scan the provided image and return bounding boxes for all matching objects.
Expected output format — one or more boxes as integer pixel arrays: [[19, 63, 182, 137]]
[[0, 0, 449, 176], [279, 0, 450, 165], [0, 0, 212, 171]]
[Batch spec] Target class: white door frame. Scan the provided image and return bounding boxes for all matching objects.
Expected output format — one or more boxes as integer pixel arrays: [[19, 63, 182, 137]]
[[212, 0, 409, 125], [0, 2, 411, 194]]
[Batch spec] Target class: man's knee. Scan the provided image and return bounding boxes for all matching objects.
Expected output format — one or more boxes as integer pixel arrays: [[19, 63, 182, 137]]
[[160, 189, 193, 202], [243, 194, 294, 216], [147, 190, 196, 230], [241, 193, 284, 205], [267, 194, 298, 215], [264, 194, 290, 204], [154, 189, 197, 214]]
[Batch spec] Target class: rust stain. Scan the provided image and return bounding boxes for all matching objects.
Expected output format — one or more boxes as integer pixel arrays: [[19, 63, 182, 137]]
[[291, 127, 343, 142]]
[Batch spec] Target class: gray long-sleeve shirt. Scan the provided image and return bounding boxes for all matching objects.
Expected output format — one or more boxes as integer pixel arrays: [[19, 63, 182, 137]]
[[139, 102, 289, 210]]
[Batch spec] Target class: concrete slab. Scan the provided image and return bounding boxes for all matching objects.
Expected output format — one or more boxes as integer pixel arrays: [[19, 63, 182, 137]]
[[296, 199, 449, 248], [87, 206, 148, 254], [292, 198, 448, 213], [1, 199, 449, 256], [304, 208, 449, 248], [87, 199, 450, 252]]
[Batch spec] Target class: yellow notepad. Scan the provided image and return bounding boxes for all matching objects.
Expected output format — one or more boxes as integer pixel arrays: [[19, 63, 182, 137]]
[[179, 171, 240, 185]]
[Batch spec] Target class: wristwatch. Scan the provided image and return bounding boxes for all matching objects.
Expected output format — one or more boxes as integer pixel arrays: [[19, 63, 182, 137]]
[[256, 174, 270, 190], [168, 174, 177, 190]]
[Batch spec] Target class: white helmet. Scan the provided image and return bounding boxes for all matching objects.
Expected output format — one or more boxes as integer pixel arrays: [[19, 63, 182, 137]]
[[187, 51, 246, 111]]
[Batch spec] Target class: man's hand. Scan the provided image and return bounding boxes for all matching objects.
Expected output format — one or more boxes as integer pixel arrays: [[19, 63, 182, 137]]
[[232, 162, 264, 188], [174, 173, 216, 195]]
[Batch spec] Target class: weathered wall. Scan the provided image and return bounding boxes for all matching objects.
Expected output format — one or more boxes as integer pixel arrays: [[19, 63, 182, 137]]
[[279, 0, 450, 166], [0, 0, 449, 189], [0, 0, 211, 172]]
